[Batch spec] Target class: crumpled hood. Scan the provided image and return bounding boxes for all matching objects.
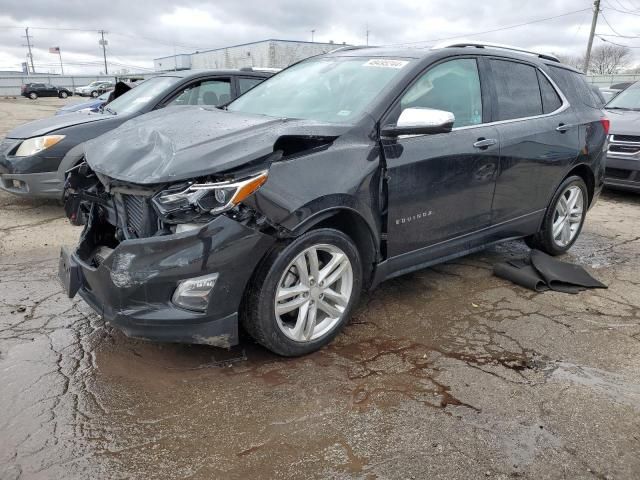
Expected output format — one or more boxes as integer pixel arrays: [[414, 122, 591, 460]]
[[84, 106, 350, 184], [605, 108, 640, 136], [7, 110, 111, 139]]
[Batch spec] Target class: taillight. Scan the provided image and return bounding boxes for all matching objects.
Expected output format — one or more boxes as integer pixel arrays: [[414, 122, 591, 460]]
[[600, 118, 610, 135]]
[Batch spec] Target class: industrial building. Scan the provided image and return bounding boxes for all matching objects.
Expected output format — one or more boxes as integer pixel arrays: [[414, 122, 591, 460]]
[[153, 39, 350, 72]]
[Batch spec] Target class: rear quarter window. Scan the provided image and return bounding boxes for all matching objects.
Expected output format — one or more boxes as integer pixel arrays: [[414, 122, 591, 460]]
[[547, 66, 599, 109]]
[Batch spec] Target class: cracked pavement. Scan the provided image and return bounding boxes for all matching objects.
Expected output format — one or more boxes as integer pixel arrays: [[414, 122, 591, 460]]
[[1, 97, 639, 479]]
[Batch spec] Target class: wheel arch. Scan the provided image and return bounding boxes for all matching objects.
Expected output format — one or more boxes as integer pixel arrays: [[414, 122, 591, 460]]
[[289, 207, 380, 289], [564, 163, 595, 207]]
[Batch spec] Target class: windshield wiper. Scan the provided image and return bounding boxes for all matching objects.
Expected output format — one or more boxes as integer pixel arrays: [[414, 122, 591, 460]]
[[104, 106, 117, 115], [606, 106, 632, 110]]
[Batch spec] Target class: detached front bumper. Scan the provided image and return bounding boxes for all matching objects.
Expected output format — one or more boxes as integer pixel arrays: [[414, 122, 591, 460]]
[[59, 215, 276, 347]]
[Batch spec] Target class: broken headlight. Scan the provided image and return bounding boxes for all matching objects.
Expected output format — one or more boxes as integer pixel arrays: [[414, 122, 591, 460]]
[[153, 171, 268, 220]]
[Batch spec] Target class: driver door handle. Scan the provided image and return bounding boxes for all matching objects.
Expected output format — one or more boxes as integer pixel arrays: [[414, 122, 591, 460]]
[[556, 123, 572, 133], [473, 138, 497, 149]]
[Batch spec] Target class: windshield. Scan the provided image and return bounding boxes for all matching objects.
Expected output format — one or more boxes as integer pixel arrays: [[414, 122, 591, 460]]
[[606, 82, 640, 110], [228, 57, 411, 124], [105, 76, 178, 115]]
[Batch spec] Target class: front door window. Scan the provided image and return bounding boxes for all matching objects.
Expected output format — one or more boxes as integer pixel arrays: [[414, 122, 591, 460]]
[[399, 58, 483, 128]]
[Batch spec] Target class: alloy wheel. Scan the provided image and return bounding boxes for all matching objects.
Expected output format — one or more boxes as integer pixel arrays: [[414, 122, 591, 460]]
[[552, 185, 584, 247], [274, 244, 353, 342]]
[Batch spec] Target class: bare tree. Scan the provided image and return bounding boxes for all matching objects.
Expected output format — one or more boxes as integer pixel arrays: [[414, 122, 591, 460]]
[[587, 44, 631, 74], [555, 53, 584, 71]]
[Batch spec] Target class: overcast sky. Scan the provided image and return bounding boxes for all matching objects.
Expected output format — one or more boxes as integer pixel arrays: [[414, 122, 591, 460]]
[[1, 0, 639, 74]]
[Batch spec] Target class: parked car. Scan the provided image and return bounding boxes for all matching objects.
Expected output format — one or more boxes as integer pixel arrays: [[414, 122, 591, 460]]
[[0, 70, 271, 198], [591, 85, 607, 107], [75, 81, 113, 97], [604, 80, 640, 192], [58, 43, 608, 357], [610, 82, 634, 91], [21, 83, 73, 100], [55, 92, 111, 116], [599, 87, 621, 103]]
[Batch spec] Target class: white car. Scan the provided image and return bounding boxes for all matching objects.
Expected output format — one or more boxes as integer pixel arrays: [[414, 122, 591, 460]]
[[74, 81, 113, 97]]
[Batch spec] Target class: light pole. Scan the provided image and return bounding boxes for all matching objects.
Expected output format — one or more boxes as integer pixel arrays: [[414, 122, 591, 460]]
[[584, 0, 601, 73], [99, 30, 108, 74], [23, 27, 35, 74]]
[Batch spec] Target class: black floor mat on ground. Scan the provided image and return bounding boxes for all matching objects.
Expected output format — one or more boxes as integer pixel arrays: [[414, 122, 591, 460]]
[[493, 250, 607, 294]]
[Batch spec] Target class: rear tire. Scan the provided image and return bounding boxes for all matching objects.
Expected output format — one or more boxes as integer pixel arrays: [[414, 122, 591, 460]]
[[28, 92, 37, 100], [524, 175, 588, 255], [241, 228, 362, 356], [59, 91, 68, 99]]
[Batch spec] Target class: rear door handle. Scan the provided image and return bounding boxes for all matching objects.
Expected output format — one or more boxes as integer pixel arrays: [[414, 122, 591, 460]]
[[556, 123, 572, 133], [473, 138, 497, 149]]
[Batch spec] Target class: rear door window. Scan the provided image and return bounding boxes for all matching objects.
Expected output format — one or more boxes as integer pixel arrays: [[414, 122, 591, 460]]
[[490, 59, 542, 120], [238, 77, 263, 95], [537, 71, 563, 113], [399, 58, 483, 128]]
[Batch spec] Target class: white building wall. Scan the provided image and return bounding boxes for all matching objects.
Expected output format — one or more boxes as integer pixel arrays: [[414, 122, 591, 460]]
[[154, 54, 191, 71], [269, 40, 340, 68], [188, 40, 347, 70]]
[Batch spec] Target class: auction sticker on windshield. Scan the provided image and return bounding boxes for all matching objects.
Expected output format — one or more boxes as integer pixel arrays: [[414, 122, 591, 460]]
[[363, 59, 409, 69]]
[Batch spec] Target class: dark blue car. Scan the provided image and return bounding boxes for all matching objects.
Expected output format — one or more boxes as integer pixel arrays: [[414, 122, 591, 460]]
[[55, 92, 110, 116]]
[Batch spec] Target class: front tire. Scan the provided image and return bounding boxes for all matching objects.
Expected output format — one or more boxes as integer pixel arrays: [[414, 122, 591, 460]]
[[242, 228, 362, 356], [90, 90, 98, 98], [59, 91, 68, 99], [525, 175, 588, 255]]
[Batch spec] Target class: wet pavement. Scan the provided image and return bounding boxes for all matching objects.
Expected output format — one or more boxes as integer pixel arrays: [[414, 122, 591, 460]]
[[1, 98, 639, 479]]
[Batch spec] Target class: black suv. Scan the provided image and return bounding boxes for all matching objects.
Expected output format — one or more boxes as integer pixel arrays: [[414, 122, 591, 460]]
[[1, 70, 270, 198], [21, 83, 73, 100], [59, 43, 608, 356]]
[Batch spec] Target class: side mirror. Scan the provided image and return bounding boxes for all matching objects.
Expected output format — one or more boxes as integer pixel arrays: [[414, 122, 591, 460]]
[[381, 107, 455, 137]]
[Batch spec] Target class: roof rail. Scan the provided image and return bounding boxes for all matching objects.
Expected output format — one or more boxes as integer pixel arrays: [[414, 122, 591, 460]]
[[239, 67, 281, 73], [328, 45, 372, 54], [433, 41, 560, 63]]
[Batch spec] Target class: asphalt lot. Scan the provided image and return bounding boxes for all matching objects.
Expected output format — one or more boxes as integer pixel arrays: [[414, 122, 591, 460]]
[[1, 96, 639, 480]]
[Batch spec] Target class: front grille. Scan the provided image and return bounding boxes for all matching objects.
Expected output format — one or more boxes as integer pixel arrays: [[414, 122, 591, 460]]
[[609, 144, 640, 154], [121, 194, 157, 239], [611, 134, 640, 143], [608, 134, 640, 157], [605, 167, 632, 180]]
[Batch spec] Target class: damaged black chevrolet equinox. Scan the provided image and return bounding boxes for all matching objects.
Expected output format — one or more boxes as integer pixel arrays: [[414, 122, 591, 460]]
[[60, 43, 608, 356]]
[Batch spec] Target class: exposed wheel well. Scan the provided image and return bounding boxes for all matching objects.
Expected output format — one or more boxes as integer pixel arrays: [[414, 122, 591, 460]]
[[564, 164, 595, 206], [301, 210, 378, 289]]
